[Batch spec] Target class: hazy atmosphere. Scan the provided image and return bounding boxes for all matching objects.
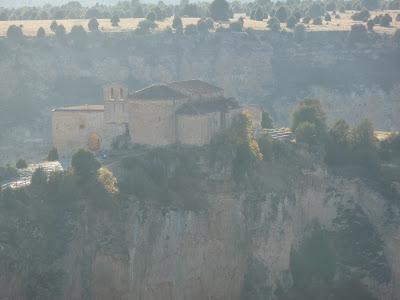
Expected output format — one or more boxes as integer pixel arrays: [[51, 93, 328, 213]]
[[0, 0, 399, 299]]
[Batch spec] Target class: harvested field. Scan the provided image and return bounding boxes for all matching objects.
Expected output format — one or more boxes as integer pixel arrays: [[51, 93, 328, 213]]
[[0, 11, 399, 37]]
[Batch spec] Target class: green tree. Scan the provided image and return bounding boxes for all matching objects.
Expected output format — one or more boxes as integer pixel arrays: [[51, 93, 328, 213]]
[[36, 27, 46, 38], [379, 13, 392, 27], [292, 98, 326, 132], [268, 17, 281, 32], [367, 19, 375, 32], [50, 20, 58, 33], [275, 6, 288, 22], [136, 19, 158, 34], [251, 6, 265, 21], [309, 3, 325, 18], [351, 119, 379, 171], [261, 111, 273, 128], [172, 15, 183, 32], [362, 0, 381, 10], [258, 133, 273, 160], [286, 15, 297, 29], [55, 24, 66, 39], [111, 15, 120, 27], [181, 3, 199, 17], [326, 1, 337, 11], [295, 121, 319, 145], [229, 17, 244, 32], [31, 167, 47, 187], [394, 29, 400, 46], [88, 18, 99, 32], [0, 165, 18, 182], [349, 24, 368, 43], [352, 119, 376, 149], [292, 98, 327, 146], [71, 149, 100, 182], [302, 15, 311, 24], [185, 24, 198, 34], [197, 17, 214, 33], [294, 23, 306, 42], [70, 25, 87, 47], [209, 0, 230, 21], [16, 159, 28, 169], [47, 147, 59, 161], [146, 11, 156, 22], [313, 17, 323, 25], [6, 25, 24, 42], [325, 119, 352, 165], [351, 8, 370, 21], [325, 13, 331, 22]]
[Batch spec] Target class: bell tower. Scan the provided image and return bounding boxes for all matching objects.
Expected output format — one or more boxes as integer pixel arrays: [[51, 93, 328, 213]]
[[104, 83, 129, 124], [103, 83, 131, 150]]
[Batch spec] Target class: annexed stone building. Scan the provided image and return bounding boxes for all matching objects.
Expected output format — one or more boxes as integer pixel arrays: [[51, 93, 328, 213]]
[[52, 80, 261, 157]]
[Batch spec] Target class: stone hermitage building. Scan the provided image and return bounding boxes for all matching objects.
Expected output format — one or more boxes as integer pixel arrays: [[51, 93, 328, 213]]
[[52, 80, 261, 157]]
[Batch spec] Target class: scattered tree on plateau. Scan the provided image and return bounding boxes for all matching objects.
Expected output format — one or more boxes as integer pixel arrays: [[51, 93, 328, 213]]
[[209, 0, 230, 21]]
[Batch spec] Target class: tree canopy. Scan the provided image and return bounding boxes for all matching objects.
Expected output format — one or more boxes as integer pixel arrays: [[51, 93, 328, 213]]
[[209, 0, 231, 21]]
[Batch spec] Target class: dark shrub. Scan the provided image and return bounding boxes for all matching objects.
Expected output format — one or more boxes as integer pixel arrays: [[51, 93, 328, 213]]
[[184, 24, 198, 35], [351, 8, 370, 22], [325, 13, 331, 22], [7, 25, 24, 42], [349, 23, 368, 43], [111, 15, 120, 27], [287, 15, 297, 29], [36, 27, 46, 38], [47, 148, 59, 161], [303, 16, 311, 24], [313, 17, 323, 25], [16, 159, 28, 169], [367, 19, 374, 31], [88, 18, 99, 32], [268, 17, 281, 31]]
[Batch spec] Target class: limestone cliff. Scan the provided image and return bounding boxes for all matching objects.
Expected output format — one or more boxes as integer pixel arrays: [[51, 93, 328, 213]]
[[53, 162, 399, 300]]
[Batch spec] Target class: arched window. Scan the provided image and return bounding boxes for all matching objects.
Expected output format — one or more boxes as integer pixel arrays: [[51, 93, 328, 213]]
[[120, 88, 124, 99], [110, 87, 114, 100]]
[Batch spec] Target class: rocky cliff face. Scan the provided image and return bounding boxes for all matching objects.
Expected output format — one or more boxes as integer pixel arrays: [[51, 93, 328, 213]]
[[52, 162, 398, 300], [0, 145, 398, 300]]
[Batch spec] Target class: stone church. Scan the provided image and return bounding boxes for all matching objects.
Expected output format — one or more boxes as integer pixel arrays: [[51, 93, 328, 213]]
[[52, 80, 261, 157]]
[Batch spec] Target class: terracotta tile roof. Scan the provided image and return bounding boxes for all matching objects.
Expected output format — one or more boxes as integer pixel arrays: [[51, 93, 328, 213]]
[[177, 97, 239, 115], [53, 104, 104, 112], [132, 84, 187, 100]]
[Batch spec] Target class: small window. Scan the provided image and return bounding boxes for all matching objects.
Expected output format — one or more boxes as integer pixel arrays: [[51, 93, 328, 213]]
[[110, 87, 114, 99], [120, 88, 124, 99]]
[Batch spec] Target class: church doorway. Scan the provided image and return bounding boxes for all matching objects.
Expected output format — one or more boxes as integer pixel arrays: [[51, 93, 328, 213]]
[[88, 132, 101, 151]]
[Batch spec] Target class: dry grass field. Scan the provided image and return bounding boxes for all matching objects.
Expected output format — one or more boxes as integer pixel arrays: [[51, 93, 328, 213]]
[[0, 11, 399, 37]]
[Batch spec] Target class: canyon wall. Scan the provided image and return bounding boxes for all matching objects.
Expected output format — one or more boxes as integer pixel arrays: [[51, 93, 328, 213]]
[[54, 164, 399, 300]]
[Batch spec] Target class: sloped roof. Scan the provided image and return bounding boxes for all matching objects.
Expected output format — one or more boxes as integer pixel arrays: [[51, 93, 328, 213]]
[[169, 80, 223, 95], [177, 97, 239, 115], [132, 84, 187, 100], [53, 105, 104, 112]]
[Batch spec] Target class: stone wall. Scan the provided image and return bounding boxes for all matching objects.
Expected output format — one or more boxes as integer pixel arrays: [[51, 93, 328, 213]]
[[177, 111, 222, 145], [128, 100, 176, 146], [52, 110, 104, 157]]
